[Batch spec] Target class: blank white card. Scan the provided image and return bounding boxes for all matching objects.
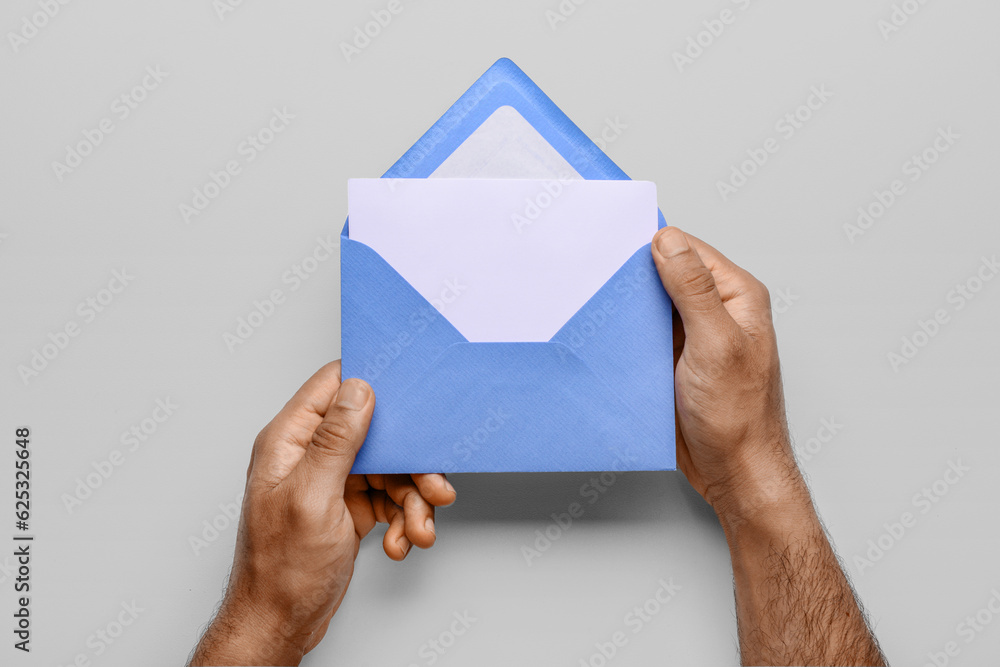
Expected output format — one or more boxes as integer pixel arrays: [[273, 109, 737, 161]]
[[348, 178, 658, 342]]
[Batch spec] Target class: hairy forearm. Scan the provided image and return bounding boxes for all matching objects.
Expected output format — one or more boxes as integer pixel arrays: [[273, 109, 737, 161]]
[[189, 601, 303, 667], [719, 466, 887, 666]]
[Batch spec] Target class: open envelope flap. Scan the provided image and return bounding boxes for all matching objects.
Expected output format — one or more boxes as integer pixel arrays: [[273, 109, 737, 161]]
[[378, 59, 663, 229], [382, 58, 628, 182], [551, 243, 675, 442], [340, 58, 669, 237], [341, 236, 467, 408]]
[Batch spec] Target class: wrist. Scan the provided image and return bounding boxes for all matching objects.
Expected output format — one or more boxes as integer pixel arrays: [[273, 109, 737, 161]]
[[191, 596, 305, 667], [709, 444, 816, 539]]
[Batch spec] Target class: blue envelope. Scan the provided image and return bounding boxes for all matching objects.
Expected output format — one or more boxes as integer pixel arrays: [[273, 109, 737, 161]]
[[342, 58, 675, 474]]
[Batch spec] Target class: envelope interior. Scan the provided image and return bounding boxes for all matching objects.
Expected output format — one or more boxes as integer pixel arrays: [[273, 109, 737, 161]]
[[429, 105, 583, 181]]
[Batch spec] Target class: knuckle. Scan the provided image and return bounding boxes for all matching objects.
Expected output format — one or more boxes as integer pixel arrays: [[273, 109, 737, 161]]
[[253, 425, 272, 450], [311, 418, 357, 454], [754, 279, 771, 305], [396, 485, 420, 510], [680, 266, 718, 302]]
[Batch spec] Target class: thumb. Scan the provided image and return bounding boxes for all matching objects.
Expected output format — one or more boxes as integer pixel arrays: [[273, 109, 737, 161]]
[[302, 378, 374, 494], [651, 227, 735, 337]]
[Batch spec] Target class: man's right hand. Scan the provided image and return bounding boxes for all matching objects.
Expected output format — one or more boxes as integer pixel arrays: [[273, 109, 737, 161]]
[[651, 226, 808, 525], [652, 227, 886, 666]]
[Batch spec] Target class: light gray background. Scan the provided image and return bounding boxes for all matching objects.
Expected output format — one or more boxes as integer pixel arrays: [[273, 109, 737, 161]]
[[2, 1, 998, 665]]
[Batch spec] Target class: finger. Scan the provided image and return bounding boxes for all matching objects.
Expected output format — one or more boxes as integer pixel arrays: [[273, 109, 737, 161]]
[[378, 495, 411, 561], [250, 362, 344, 481], [272, 361, 345, 443], [386, 475, 437, 549], [651, 227, 738, 338], [411, 474, 457, 507], [682, 235, 759, 304], [297, 378, 375, 496], [684, 234, 774, 333], [345, 475, 377, 540], [370, 489, 391, 522]]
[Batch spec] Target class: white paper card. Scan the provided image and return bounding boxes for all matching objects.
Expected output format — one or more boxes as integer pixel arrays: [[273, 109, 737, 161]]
[[348, 178, 657, 342]]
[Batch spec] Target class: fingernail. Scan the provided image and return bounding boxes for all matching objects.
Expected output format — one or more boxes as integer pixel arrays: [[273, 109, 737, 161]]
[[397, 535, 411, 556], [443, 478, 456, 495], [656, 228, 689, 258], [336, 379, 369, 410], [424, 517, 435, 535]]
